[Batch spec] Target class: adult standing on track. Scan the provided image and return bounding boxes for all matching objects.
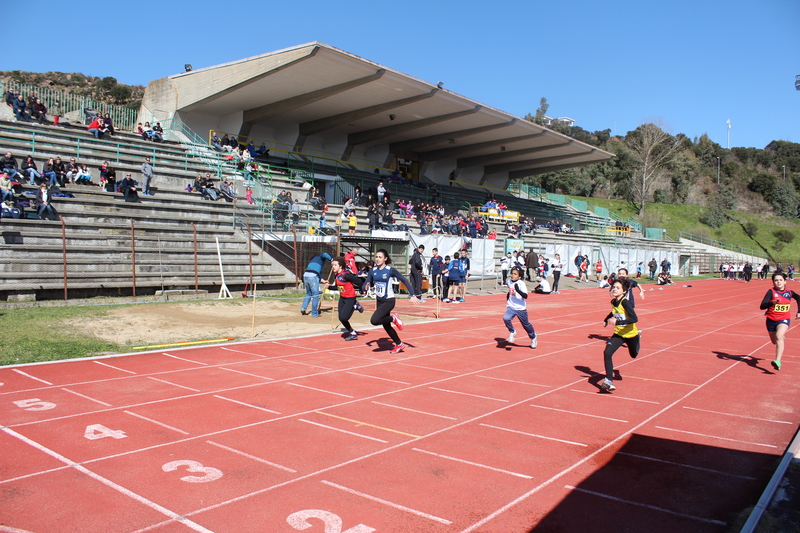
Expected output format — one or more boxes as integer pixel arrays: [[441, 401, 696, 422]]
[[600, 278, 640, 391], [363, 249, 420, 353], [551, 254, 563, 294], [759, 272, 800, 371], [429, 247, 444, 299], [325, 257, 363, 341], [408, 244, 425, 300], [526, 249, 538, 282], [300, 252, 332, 318], [648, 258, 658, 281]]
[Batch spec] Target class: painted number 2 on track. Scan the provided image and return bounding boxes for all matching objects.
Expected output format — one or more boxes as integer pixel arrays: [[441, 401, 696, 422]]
[[288, 509, 375, 532]]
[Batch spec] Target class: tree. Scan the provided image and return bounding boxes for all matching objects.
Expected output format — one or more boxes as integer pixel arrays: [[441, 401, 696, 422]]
[[625, 121, 684, 215], [110, 84, 132, 104], [97, 76, 117, 92], [771, 180, 799, 218], [534, 97, 549, 123]]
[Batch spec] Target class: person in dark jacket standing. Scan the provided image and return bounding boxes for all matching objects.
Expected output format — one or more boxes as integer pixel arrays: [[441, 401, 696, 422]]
[[408, 244, 425, 300], [301, 253, 332, 317], [526, 249, 539, 281], [648, 258, 658, 281]]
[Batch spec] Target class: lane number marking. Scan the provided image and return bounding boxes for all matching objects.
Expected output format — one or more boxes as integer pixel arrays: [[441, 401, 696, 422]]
[[13, 398, 56, 411], [161, 460, 223, 483], [84, 424, 127, 440], [287, 509, 375, 533]]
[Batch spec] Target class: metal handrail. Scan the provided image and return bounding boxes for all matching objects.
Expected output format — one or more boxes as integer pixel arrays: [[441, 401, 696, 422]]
[[679, 231, 761, 257]]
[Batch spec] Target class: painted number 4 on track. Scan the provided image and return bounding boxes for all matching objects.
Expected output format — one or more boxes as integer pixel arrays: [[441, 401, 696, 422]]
[[288, 509, 375, 533]]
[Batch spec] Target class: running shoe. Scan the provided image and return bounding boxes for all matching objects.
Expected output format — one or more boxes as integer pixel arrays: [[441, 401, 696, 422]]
[[390, 342, 406, 354], [772, 360, 782, 371], [354, 302, 364, 313], [458, 298, 465, 302], [507, 330, 516, 344], [444, 298, 452, 303], [345, 332, 359, 341], [392, 313, 404, 331], [531, 336, 538, 349], [600, 378, 616, 391]]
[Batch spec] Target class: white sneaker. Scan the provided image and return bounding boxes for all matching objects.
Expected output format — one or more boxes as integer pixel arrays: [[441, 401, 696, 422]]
[[531, 336, 538, 349], [600, 378, 616, 391], [507, 331, 516, 343]]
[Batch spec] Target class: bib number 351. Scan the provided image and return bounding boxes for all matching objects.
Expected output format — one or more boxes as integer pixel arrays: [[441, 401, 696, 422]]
[[287, 509, 375, 533]]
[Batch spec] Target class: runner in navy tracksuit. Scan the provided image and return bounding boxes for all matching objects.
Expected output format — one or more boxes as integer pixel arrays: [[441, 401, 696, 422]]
[[363, 249, 420, 353]]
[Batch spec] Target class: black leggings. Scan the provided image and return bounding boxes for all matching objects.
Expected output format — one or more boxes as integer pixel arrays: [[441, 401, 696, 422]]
[[339, 296, 356, 332], [603, 333, 640, 380], [552, 271, 561, 292], [371, 298, 400, 344]]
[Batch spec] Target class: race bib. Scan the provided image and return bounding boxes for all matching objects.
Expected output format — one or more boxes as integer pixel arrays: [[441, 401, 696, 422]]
[[374, 281, 388, 298], [612, 313, 626, 321], [773, 304, 790, 313]]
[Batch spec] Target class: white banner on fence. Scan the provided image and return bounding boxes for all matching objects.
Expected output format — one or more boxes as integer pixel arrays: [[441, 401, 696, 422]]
[[540, 244, 679, 279]]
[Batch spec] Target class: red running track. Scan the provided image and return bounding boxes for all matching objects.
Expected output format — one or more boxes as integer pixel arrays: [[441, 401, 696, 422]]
[[0, 278, 798, 532]]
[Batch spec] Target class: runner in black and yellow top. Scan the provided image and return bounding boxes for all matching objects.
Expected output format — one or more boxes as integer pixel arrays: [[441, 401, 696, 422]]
[[759, 271, 800, 371], [600, 278, 640, 391]]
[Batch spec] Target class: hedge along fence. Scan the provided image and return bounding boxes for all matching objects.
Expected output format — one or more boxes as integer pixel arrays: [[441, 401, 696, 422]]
[[1, 80, 138, 131]]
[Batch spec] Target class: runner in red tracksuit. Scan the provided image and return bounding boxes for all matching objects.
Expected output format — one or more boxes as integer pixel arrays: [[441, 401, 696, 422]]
[[325, 257, 363, 341], [759, 271, 800, 371]]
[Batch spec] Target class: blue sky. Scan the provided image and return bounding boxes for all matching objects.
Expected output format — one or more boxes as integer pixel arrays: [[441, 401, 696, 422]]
[[9, 0, 798, 149]]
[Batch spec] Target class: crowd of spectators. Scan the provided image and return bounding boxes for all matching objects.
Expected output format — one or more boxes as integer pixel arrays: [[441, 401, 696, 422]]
[[188, 173, 237, 202]]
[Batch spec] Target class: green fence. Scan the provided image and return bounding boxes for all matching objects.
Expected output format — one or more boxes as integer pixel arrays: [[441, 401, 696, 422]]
[[593, 206, 609, 218], [645, 228, 665, 240], [2, 80, 138, 131], [546, 193, 566, 204], [569, 198, 588, 211]]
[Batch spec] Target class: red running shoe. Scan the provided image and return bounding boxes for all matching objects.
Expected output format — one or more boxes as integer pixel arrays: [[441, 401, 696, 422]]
[[392, 313, 404, 331], [390, 342, 406, 354]]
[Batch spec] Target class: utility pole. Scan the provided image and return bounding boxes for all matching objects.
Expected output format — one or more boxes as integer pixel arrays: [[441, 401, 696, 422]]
[[726, 120, 731, 149], [783, 165, 786, 182], [717, 157, 720, 184]]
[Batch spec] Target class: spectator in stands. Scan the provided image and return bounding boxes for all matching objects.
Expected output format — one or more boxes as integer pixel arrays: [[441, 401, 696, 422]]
[[211, 131, 223, 151], [87, 116, 105, 139], [291, 199, 301, 225], [75, 164, 92, 185], [246, 186, 254, 204], [42, 158, 58, 187], [12, 94, 29, 122], [103, 114, 115, 136], [205, 177, 221, 201], [51, 157, 66, 186], [0, 171, 13, 203], [65, 158, 80, 183], [141, 157, 154, 196], [103, 166, 117, 192], [246, 140, 257, 158], [219, 134, 231, 151], [1, 152, 20, 180], [342, 194, 355, 215], [22, 156, 42, 185], [51, 100, 63, 126], [152, 122, 164, 139], [99, 161, 110, 184], [377, 181, 386, 203], [36, 183, 58, 220], [142, 122, 162, 142], [31, 98, 47, 124], [353, 185, 362, 206], [3, 89, 13, 108], [257, 142, 269, 157], [119, 172, 140, 202], [348, 212, 357, 235], [219, 176, 236, 202]]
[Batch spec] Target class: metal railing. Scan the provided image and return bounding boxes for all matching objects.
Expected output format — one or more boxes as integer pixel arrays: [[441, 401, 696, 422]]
[[2, 80, 138, 131], [679, 231, 761, 257]]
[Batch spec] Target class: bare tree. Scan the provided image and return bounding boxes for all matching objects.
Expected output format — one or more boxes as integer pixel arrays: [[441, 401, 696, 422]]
[[626, 120, 684, 215]]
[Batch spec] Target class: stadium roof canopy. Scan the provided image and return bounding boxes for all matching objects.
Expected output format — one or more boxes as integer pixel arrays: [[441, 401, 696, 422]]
[[141, 42, 614, 188]]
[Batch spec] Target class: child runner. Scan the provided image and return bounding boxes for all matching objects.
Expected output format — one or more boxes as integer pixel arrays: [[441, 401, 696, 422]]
[[759, 272, 800, 370], [324, 257, 364, 341], [444, 252, 462, 303], [551, 254, 563, 294], [363, 249, 420, 353], [503, 266, 538, 348], [600, 278, 640, 391]]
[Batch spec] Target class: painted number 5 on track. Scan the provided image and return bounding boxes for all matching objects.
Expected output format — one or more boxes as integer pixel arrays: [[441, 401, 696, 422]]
[[287, 509, 375, 533]]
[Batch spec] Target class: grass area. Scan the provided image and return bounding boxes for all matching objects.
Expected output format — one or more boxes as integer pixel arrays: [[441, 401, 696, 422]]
[[566, 195, 800, 262], [0, 305, 123, 366]]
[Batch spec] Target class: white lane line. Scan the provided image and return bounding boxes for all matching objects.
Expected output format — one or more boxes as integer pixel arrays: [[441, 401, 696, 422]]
[[413, 448, 533, 479], [0, 464, 72, 485], [570, 389, 660, 404], [682, 406, 794, 425], [163, 353, 208, 366], [123, 411, 190, 435], [93, 361, 137, 374], [530, 404, 628, 423], [219, 367, 273, 380], [288, 382, 354, 398], [346, 372, 410, 385], [429, 387, 509, 403], [480, 423, 588, 447], [0, 427, 214, 532], [298, 419, 388, 443], [61, 388, 112, 407], [654, 426, 778, 449], [0, 524, 37, 532], [371, 401, 457, 420], [397, 362, 460, 373], [320, 480, 451, 525], [147, 377, 201, 392], [564, 485, 727, 526], [11, 369, 52, 385], [278, 359, 333, 370], [212, 395, 281, 414], [206, 441, 296, 473], [477, 375, 550, 388], [220, 347, 268, 358], [616, 452, 756, 480]]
